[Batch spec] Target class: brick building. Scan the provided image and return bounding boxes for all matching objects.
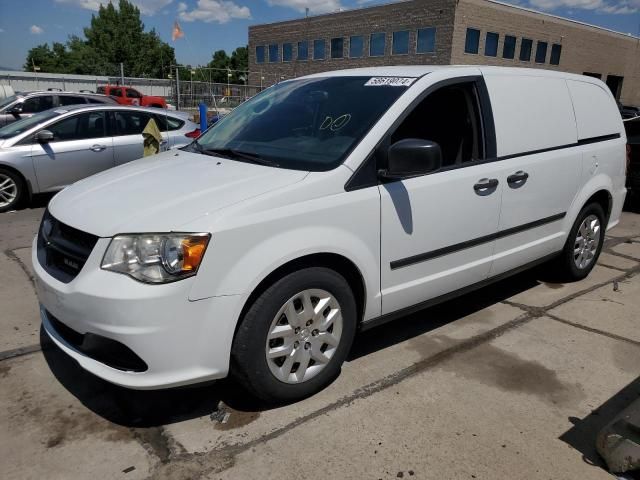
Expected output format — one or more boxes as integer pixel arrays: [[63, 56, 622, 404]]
[[248, 0, 640, 105]]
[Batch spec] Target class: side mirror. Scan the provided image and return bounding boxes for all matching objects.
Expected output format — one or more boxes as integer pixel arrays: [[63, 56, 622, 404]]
[[379, 138, 442, 180], [9, 104, 23, 115], [35, 130, 54, 143]]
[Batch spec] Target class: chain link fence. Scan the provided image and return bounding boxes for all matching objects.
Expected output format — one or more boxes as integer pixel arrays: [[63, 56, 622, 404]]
[[0, 69, 263, 113]]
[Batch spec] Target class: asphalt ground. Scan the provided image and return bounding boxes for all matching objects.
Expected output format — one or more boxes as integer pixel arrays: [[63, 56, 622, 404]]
[[1, 198, 640, 480]]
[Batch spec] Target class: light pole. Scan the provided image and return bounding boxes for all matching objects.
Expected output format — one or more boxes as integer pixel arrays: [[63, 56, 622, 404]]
[[227, 69, 232, 97]]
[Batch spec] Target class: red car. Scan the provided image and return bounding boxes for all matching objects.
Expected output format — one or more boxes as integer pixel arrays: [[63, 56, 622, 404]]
[[97, 85, 167, 109]]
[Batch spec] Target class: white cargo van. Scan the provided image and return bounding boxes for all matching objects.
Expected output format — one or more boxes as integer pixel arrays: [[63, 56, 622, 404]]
[[33, 66, 627, 402]]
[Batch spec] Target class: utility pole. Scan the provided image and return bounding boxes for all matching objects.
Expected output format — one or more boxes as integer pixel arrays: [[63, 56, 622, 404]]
[[120, 62, 124, 85], [176, 66, 181, 110]]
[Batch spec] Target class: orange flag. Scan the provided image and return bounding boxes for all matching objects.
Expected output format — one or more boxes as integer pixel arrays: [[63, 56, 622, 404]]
[[172, 21, 184, 41]]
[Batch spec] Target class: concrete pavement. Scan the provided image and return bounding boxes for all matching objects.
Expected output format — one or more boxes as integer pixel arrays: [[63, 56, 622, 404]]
[[1, 207, 639, 480]]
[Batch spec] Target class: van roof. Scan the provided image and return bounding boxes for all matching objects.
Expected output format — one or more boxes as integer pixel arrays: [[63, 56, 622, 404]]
[[301, 65, 603, 85]]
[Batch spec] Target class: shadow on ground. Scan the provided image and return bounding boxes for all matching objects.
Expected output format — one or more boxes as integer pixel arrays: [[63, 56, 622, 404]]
[[41, 264, 552, 428], [560, 375, 640, 478]]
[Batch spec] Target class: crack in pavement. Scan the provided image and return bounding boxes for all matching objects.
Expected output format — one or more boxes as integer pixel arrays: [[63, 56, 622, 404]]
[[4, 246, 36, 289], [545, 312, 640, 348], [0, 344, 46, 361]]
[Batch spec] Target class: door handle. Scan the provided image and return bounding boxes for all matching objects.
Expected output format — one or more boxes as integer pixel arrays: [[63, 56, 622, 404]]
[[473, 178, 499, 196], [89, 144, 107, 152], [507, 171, 529, 188]]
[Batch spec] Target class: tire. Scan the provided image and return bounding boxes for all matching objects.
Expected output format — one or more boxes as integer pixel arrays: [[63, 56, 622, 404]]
[[230, 267, 357, 403], [0, 168, 24, 213], [553, 202, 606, 281]]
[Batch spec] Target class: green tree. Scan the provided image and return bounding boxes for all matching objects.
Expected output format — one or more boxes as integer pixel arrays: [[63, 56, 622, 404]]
[[24, 0, 175, 78], [230, 46, 248, 84], [206, 50, 231, 83]]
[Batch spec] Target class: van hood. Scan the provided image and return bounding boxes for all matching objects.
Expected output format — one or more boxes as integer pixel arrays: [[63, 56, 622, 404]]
[[48, 150, 308, 237]]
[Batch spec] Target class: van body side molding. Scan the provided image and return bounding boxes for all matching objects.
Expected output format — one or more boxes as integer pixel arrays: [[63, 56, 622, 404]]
[[364, 251, 561, 331], [390, 212, 566, 270], [495, 133, 620, 162]]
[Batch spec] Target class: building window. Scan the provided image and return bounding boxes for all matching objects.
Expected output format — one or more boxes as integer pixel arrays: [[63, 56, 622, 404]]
[[416, 27, 436, 53], [484, 32, 498, 57], [350, 35, 364, 58], [503, 35, 516, 59], [370, 32, 386, 56], [298, 41, 308, 61], [464, 28, 480, 54], [256, 45, 265, 64], [313, 39, 325, 60], [392, 30, 410, 55], [331, 37, 344, 59], [535, 41, 547, 63], [283, 43, 293, 62], [519, 38, 532, 61], [269, 44, 279, 63], [550, 43, 562, 65], [583, 72, 601, 79]]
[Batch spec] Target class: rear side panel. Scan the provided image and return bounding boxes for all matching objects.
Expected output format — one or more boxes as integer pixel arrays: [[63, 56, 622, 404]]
[[566, 79, 627, 229], [483, 72, 581, 276]]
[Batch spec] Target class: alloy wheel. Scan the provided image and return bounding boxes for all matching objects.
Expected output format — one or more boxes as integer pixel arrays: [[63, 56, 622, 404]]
[[0, 174, 18, 209], [574, 214, 601, 270]]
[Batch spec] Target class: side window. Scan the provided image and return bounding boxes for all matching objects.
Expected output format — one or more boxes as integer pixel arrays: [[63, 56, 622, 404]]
[[87, 97, 106, 104], [126, 89, 141, 98], [111, 88, 123, 97], [22, 95, 54, 113], [390, 82, 484, 168], [154, 114, 184, 131], [46, 111, 107, 141], [114, 111, 152, 136], [59, 95, 87, 106]]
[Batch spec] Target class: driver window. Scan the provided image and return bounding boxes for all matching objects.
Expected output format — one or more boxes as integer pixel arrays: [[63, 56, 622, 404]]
[[390, 82, 484, 168], [126, 89, 141, 98], [46, 112, 107, 141]]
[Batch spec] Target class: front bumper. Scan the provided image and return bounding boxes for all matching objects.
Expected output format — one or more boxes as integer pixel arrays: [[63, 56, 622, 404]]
[[33, 237, 242, 389]]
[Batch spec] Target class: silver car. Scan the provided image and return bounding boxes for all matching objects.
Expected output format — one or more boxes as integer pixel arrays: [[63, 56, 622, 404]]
[[0, 104, 201, 212], [0, 91, 117, 127]]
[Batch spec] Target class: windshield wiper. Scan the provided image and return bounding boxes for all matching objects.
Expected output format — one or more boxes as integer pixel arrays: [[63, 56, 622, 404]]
[[201, 147, 279, 167]]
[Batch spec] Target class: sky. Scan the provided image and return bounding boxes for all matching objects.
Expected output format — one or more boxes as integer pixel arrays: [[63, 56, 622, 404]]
[[0, 0, 638, 71]]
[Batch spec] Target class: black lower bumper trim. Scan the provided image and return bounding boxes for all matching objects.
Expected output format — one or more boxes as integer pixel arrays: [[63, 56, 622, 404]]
[[46, 312, 148, 373]]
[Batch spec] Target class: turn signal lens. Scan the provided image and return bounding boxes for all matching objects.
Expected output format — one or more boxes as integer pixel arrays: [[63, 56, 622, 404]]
[[181, 237, 208, 271]]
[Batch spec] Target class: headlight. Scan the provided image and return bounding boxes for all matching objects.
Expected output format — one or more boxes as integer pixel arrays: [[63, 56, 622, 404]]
[[101, 233, 210, 283]]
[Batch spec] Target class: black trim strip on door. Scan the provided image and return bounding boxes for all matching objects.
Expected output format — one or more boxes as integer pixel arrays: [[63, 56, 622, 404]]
[[495, 133, 620, 162], [390, 212, 566, 270]]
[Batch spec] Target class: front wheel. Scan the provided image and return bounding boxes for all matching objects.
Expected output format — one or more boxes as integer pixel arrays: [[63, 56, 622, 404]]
[[230, 267, 357, 403], [0, 168, 24, 213], [553, 202, 606, 281]]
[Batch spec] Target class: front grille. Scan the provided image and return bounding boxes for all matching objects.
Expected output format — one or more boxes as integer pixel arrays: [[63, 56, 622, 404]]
[[47, 312, 148, 372], [37, 210, 99, 283]]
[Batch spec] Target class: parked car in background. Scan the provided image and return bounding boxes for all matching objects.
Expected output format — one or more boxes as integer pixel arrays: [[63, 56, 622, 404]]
[[0, 91, 117, 127], [0, 104, 199, 211], [618, 102, 640, 119], [97, 85, 167, 109], [625, 116, 640, 200], [32, 66, 626, 403]]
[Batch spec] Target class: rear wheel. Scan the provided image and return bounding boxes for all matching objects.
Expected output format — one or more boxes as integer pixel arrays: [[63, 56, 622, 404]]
[[553, 202, 606, 281], [231, 267, 357, 403], [0, 168, 24, 213]]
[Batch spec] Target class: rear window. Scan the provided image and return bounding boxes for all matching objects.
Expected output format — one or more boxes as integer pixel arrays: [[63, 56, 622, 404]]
[[22, 95, 54, 113]]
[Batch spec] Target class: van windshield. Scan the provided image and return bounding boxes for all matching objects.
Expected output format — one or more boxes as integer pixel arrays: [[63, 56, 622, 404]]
[[0, 109, 61, 139], [194, 76, 411, 171]]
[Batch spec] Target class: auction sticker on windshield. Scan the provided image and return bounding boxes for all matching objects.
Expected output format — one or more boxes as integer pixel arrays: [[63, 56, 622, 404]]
[[365, 77, 416, 87]]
